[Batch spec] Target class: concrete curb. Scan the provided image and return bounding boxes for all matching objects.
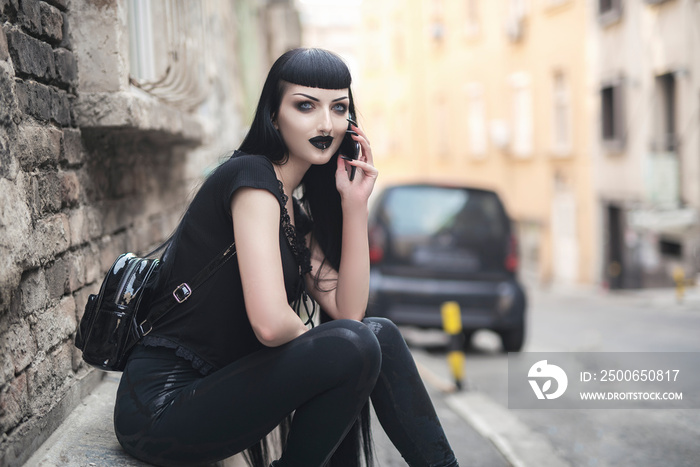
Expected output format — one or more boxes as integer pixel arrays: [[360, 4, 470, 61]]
[[23, 374, 245, 467], [446, 392, 571, 467], [414, 352, 571, 467]]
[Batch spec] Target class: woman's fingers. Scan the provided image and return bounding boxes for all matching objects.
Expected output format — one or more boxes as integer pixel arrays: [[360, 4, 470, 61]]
[[340, 157, 378, 178], [350, 125, 374, 166]]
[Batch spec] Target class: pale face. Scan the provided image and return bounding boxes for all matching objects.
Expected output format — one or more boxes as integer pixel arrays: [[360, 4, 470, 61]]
[[274, 84, 350, 167]]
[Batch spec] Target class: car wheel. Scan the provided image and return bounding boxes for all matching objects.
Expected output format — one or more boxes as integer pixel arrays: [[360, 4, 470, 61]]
[[499, 323, 525, 352]]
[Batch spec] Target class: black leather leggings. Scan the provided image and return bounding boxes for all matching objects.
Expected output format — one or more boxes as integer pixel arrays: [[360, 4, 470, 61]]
[[114, 318, 458, 467]]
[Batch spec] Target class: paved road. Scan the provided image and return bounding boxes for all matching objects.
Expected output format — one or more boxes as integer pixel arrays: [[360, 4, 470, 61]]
[[401, 286, 700, 467]]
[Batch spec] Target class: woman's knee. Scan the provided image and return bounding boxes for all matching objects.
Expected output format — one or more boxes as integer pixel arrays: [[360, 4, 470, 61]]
[[363, 317, 404, 347], [319, 319, 382, 381]]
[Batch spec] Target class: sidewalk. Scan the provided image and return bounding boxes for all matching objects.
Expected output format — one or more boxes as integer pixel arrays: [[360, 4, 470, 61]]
[[25, 368, 509, 467]]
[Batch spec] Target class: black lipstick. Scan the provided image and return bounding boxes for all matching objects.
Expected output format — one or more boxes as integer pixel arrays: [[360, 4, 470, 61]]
[[309, 136, 333, 150]]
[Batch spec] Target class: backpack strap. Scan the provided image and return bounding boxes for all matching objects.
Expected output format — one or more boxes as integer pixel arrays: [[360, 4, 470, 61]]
[[136, 241, 237, 338]]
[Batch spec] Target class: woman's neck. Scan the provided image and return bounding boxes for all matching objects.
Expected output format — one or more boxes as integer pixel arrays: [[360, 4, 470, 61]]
[[273, 157, 310, 198]]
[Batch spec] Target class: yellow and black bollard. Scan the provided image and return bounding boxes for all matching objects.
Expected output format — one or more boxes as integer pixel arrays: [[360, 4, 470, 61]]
[[673, 266, 685, 304], [441, 301, 465, 391]]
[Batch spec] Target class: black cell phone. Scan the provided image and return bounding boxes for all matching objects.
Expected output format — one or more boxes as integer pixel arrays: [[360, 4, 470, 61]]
[[339, 115, 360, 181]]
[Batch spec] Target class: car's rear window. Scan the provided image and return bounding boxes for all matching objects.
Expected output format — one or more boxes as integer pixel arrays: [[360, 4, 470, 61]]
[[383, 186, 507, 242]]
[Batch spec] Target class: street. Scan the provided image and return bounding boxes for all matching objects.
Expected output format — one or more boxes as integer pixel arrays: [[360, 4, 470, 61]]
[[395, 286, 700, 467]]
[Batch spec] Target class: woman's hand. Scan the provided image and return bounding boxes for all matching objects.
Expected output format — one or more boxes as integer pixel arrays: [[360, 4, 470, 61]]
[[335, 124, 378, 206]]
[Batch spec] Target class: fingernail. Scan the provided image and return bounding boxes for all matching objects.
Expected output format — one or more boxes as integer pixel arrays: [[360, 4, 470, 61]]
[[340, 155, 353, 161], [346, 117, 358, 126]]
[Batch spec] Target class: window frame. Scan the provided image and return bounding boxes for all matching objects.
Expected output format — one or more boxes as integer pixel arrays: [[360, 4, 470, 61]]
[[599, 0, 623, 27], [600, 78, 626, 153], [551, 71, 573, 157]]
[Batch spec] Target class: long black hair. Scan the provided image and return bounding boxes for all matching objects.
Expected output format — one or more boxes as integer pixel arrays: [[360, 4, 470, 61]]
[[239, 47, 354, 274], [239, 48, 373, 467]]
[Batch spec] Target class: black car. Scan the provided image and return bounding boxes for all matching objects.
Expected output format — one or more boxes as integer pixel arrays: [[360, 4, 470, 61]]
[[366, 183, 526, 352]]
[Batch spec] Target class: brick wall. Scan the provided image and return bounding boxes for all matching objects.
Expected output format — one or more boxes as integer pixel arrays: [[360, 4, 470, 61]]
[[0, 1, 193, 465]]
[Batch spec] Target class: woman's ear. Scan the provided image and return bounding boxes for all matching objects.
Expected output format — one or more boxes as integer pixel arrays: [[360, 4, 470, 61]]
[[271, 113, 279, 131]]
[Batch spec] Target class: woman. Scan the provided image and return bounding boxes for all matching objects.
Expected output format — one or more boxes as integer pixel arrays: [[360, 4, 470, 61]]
[[114, 48, 459, 467]]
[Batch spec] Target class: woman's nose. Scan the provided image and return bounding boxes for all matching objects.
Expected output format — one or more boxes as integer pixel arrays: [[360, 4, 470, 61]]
[[318, 110, 332, 134]]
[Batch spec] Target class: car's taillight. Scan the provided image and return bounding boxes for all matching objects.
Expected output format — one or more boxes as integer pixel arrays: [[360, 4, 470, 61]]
[[368, 225, 385, 264], [505, 234, 518, 272]]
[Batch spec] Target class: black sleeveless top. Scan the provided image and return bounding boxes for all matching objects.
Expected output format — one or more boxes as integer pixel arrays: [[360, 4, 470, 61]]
[[142, 152, 312, 375]]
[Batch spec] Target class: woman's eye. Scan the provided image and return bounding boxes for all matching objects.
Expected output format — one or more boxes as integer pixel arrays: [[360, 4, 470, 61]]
[[333, 103, 348, 113], [297, 101, 313, 111]]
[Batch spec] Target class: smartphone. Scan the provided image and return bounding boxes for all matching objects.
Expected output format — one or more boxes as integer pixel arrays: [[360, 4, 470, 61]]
[[339, 115, 360, 181]]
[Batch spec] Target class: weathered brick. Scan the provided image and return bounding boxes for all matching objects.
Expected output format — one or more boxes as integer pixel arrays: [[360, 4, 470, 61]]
[[15, 124, 62, 170], [0, 61, 16, 125], [60, 128, 83, 165], [19, 0, 41, 36], [1, 320, 37, 373], [15, 79, 52, 121], [58, 10, 69, 49], [27, 343, 72, 414], [58, 170, 79, 207], [67, 207, 86, 247], [35, 171, 62, 214], [68, 206, 102, 247], [27, 171, 61, 217], [26, 352, 50, 412], [34, 295, 76, 352], [65, 252, 84, 293], [0, 343, 13, 387], [53, 47, 76, 88], [5, 27, 54, 80], [0, 26, 9, 61], [0, 372, 29, 434], [50, 87, 70, 126], [83, 243, 102, 284], [42, 0, 66, 11], [0, 176, 33, 303], [45, 256, 66, 300], [1, 0, 21, 19], [0, 129, 16, 180], [19, 268, 48, 316], [32, 213, 71, 262], [39, 1, 62, 43]]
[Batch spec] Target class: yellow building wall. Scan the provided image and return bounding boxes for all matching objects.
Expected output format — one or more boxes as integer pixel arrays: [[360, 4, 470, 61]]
[[357, 0, 596, 286]]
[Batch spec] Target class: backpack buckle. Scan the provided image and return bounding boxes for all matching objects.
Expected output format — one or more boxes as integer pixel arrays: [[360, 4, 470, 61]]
[[173, 283, 192, 303]]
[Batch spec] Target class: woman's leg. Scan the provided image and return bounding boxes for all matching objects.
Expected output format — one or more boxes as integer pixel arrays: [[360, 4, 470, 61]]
[[364, 317, 459, 467], [115, 319, 381, 467]]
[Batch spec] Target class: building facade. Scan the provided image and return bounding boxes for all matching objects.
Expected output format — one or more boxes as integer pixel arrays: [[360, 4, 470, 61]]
[[592, 0, 700, 289], [0, 1, 299, 465]]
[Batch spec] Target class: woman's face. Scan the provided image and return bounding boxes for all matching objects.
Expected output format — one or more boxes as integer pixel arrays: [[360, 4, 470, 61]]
[[274, 83, 350, 166]]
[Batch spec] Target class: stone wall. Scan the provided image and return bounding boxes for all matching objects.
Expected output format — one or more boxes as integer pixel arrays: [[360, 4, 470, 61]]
[[0, 1, 195, 465], [0, 0, 301, 464]]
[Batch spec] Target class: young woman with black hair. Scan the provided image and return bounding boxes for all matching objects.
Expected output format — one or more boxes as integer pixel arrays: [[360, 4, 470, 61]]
[[113, 48, 459, 467]]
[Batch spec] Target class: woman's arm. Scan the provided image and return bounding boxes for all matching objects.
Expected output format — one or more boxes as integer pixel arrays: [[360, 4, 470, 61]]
[[306, 124, 378, 321], [232, 187, 308, 346]]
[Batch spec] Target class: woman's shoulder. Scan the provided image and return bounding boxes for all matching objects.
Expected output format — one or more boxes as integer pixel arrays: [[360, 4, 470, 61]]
[[212, 151, 283, 205], [220, 151, 274, 174]]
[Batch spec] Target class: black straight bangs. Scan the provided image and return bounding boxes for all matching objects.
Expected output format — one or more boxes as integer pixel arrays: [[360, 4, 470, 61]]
[[278, 48, 352, 90]]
